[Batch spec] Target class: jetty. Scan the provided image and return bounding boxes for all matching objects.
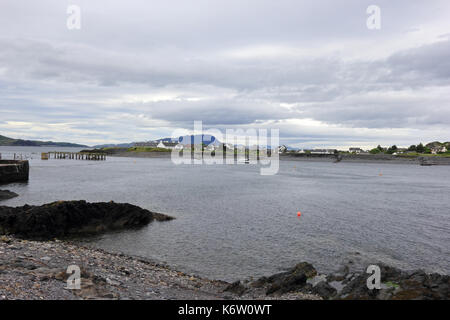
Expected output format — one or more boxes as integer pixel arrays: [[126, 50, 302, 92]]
[[0, 160, 29, 184], [43, 152, 106, 161]]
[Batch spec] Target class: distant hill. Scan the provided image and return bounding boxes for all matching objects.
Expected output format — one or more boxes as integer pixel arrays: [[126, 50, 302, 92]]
[[177, 134, 218, 145], [132, 135, 275, 147], [93, 143, 135, 148], [0, 134, 88, 148], [94, 139, 179, 148], [155, 137, 179, 143], [130, 135, 219, 146]]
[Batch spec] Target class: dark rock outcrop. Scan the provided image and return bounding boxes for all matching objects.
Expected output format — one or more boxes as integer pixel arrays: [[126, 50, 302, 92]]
[[0, 200, 173, 240], [0, 190, 18, 201], [0, 160, 29, 184], [338, 264, 449, 300], [311, 281, 337, 299], [224, 281, 247, 296], [253, 262, 317, 295], [251, 261, 449, 300]]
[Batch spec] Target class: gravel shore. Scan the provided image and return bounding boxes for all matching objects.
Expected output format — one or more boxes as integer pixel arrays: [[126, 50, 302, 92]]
[[1, 202, 446, 300], [1, 235, 448, 300], [0, 236, 320, 300]]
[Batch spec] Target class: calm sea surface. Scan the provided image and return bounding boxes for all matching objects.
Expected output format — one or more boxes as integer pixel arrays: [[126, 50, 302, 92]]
[[1, 146, 449, 281]]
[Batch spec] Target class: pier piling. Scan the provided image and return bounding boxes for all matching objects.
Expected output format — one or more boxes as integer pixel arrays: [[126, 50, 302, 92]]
[[46, 152, 106, 161]]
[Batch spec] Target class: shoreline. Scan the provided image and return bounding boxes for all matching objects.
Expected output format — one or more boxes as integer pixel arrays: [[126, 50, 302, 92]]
[[1, 235, 448, 300], [281, 153, 450, 165], [112, 151, 172, 158], [105, 151, 450, 165], [0, 235, 319, 300], [1, 189, 448, 300]]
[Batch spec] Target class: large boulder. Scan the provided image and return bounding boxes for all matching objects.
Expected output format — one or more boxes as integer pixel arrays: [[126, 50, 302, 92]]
[[311, 281, 337, 299], [252, 262, 317, 295], [0, 190, 18, 201], [0, 200, 173, 240], [337, 264, 449, 300], [224, 281, 248, 296], [251, 261, 449, 300]]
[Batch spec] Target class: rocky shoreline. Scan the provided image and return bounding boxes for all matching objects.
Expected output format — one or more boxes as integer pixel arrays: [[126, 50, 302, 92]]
[[0, 235, 319, 300], [1, 235, 448, 300], [0, 201, 448, 300], [280, 153, 450, 165], [104, 151, 450, 165], [113, 151, 172, 158], [235, 262, 448, 300], [0, 201, 317, 300]]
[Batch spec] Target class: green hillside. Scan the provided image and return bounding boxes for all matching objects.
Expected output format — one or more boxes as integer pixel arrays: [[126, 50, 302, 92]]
[[0, 134, 88, 147], [0, 135, 15, 145]]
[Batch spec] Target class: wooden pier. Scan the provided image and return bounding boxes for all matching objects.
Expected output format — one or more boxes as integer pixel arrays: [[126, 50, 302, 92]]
[[43, 152, 106, 161]]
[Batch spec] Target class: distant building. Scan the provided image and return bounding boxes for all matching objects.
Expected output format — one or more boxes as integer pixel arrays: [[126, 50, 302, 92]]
[[156, 141, 165, 148], [349, 147, 364, 154], [394, 148, 407, 155], [431, 145, 447, 154], [310, 149, 336, 154], [157, 141, 179, 149], [135, 140, 179, 149], [225, 143, 234, 151]]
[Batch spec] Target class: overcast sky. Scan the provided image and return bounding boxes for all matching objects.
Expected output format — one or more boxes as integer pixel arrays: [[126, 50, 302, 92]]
[[0, 0, 449, 148]]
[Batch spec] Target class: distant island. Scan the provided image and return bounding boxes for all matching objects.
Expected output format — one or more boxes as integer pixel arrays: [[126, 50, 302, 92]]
[[0, 134, 88, 148]]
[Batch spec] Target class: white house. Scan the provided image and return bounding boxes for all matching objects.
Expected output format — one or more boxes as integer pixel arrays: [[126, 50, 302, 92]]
[[431, 146, 447, 154], [224, 143, 234, 151], [157, 141, 179, 150], [349, 147, 364, 154], [157, 141, 165, 148]]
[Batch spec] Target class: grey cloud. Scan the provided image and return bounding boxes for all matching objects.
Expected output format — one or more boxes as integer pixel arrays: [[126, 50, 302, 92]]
[[385, 40, 450, 84], [0, 0, 450, 146]]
